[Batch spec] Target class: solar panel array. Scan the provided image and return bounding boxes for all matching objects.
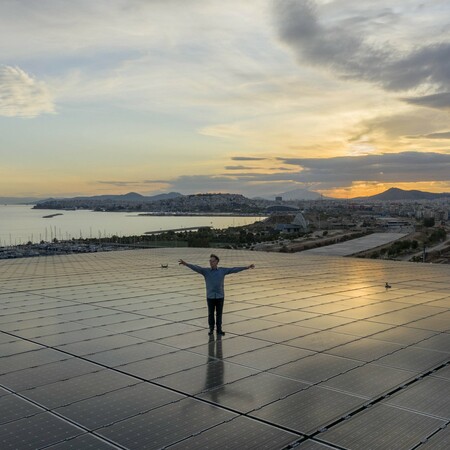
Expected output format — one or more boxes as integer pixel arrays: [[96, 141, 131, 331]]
[[1, 248, 449, 449]]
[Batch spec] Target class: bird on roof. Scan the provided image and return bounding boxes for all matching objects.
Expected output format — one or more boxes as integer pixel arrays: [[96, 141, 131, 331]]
[[161, 264, 168, 268], [385, 282, 391, 289]]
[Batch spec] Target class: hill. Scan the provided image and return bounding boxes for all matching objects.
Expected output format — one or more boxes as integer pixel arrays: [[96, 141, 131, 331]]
[[354, 187, 450, 201], [36, 192, 182, 204], [33, 192, 267, 213]]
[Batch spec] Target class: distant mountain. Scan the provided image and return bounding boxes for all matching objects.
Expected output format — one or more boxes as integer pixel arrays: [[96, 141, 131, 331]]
[[0, 197, 46, 205], [37, 192, 183, 203], [353, 188, 450, 201], [255, 188, 324, 201]]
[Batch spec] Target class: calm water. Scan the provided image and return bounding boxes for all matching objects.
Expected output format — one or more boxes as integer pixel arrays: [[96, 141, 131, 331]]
[[0, 205, 263, 245]]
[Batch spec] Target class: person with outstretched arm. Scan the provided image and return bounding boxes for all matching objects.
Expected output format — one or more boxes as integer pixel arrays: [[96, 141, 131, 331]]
[[179, 254, 255, 336]]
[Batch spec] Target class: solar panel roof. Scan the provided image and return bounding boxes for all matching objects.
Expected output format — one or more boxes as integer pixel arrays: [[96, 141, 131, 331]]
[[1, 248, 449, 449]]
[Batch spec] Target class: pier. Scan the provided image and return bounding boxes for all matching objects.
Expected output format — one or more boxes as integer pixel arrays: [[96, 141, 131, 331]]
[[144, 226, 211, 235]]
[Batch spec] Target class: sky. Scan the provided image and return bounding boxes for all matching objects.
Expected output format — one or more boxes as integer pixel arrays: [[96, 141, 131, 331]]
[[1, 0, 449, 199]]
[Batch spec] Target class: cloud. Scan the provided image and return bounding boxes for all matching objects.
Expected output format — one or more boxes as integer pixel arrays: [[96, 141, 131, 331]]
[[0, 1, 281, 120], [352, 108, 450, 142], [422, 131, 450, 139], [272, 0, 450, 93], [155, 173, 316, 198], [97, 179, 169, 187], [97, 180, 142, 187], [231, 156, 268, 161], [159, 175, 242, 194], [0, 66, 55, 118], [279, 151, 450, 183], [137, 151, 450, 196], [225, 165, 256, 170], [402, 92, 450, 110], [408, 131, 450, 140]]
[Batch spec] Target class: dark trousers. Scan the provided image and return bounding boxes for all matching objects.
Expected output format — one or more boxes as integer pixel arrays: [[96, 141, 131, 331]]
[[207, 298, 224, 331]]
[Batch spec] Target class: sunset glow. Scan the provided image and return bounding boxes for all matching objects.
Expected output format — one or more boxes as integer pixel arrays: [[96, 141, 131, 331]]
[[1, 0, 449, 199]]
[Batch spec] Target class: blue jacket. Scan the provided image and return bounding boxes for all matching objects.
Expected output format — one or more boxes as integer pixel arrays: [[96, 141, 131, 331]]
[[185, 263, 248, 299]]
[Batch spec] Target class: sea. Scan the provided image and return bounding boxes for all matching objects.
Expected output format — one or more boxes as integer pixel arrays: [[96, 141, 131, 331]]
[[0, 205, 263, 246]]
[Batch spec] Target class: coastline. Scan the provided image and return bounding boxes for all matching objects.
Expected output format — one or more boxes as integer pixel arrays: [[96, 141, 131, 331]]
[[136, 212, 263, 217], [0, 204, 262, 246]]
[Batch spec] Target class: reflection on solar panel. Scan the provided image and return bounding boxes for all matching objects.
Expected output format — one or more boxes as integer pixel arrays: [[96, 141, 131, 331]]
[[1, 248, 449, 449]]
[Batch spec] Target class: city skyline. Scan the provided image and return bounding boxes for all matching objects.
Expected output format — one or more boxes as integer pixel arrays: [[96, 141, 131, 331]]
[[1, 0, 449, 199]]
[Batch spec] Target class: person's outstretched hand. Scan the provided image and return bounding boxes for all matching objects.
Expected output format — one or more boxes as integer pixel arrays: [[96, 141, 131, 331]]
[[178, 259, 187, 265], [248, 264, 255, 269]]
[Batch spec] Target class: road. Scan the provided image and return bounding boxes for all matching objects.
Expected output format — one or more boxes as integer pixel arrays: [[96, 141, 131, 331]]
[[303, 232, 409, 257]]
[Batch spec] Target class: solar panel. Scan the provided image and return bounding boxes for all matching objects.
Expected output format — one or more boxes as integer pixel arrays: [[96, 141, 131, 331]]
[[96, 397, 236, 449], [0, 388, 9, 398], [376, 347, 449, 373], [270, 352, 363, 384], [0, 334, 18, 345], [321, 363, 417, 399], [331, 320, 394, 337], [370, 326, 437, 345], [410, 316, 450, 332], [198, 371, 309, 413], [227, 343, 314, 370], [157, 359, 258, 395], [16, 322, 92, 339], [43, 433, 119, 449], [86, 340, 176, 366], [251, 385, 366, 434], [0, 394, 42, 425], [1, 247, 449, 449], [431, 364, 450, 381], [290, 440, 339, 449], [0, 412, 82, 449], [166, 415, 298, 449], [326, 338, 404, 362], [0, 340, 44, 357], [119, 350, 208, 380], [155, 329, 222, 350], [318, 404, 445, 449], [247, 323, 319, 343], [128, 322, 200, 340], [189, 335, 272, 358], [36, 327, 116, 346], [1, 349, 71, 375], [296, 315, 355, 330], [0, 358, 101, 391], [221, 318, 280, 335], [414, 425, 450, 450], [21, 370, 140, 408], [55, 382, 183, 429], [415, 333, 450, 353], [55, 334, 145, 356], [384, 377, 450, 419], [285, 330, 358, 352]]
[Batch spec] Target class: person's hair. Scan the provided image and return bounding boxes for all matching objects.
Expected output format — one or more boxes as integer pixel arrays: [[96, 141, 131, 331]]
[[210, 253, 220, 263]]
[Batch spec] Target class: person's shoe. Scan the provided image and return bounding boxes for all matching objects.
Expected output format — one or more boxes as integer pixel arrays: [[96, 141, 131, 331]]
[[217, 330, 225, 336], [208, 329, 214, 335]]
